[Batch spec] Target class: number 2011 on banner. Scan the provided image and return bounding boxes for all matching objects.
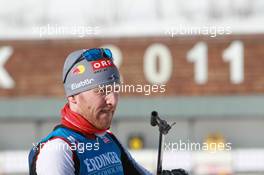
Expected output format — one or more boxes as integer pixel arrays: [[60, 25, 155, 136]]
[[102, 41, 244, 85]]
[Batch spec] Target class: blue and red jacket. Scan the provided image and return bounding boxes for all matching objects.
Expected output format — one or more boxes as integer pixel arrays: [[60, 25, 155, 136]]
[[28, 104, 152, 175]]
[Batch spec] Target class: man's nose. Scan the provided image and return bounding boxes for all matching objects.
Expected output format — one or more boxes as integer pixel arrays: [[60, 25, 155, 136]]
[[105, 92, 118, 107]]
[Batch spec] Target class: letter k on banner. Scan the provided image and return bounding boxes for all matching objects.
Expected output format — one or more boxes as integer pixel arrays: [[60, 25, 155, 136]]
[[0, 46, 15, 89]]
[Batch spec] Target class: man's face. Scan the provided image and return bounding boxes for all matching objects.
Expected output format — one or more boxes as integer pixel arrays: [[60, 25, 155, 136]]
[[73, 85, 119, 130]]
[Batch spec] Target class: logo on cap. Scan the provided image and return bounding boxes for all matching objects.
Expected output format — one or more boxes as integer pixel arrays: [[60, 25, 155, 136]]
[[72, 65, 86, 75], [91, 59, 114, 71]]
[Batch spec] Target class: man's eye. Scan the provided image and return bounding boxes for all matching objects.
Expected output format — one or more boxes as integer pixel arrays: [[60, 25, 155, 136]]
[[93, 88, 99, 93], [94, 88, 104, 95], [114, 87, 119, 92], [98, 89, 106, 95]]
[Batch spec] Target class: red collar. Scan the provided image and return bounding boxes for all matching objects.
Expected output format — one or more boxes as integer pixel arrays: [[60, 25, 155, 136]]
[[61, 104, 107, 137]]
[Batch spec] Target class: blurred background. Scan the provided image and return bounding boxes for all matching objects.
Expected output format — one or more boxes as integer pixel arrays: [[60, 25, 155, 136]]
[[0, 0, 264, 174]]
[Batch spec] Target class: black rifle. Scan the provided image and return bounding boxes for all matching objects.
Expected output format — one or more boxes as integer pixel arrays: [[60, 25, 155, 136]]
[[151, 111, 176, 175]]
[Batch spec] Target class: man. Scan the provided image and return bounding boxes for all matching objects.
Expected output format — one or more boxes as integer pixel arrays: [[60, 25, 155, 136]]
[[28, 48, 187, 175]]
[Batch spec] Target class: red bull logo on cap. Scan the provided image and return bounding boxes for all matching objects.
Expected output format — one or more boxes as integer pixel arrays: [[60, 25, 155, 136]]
[[72, 65, 86, 75]]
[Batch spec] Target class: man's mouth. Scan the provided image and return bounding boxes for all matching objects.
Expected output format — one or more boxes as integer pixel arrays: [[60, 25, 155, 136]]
[[101, 109, 113, 114]]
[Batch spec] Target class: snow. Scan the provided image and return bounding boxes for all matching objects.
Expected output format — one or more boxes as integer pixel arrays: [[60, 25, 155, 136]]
[[0, 0, 264, 39]]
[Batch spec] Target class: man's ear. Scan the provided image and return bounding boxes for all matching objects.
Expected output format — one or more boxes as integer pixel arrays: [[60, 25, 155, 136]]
[[68, 95, 77, 104]]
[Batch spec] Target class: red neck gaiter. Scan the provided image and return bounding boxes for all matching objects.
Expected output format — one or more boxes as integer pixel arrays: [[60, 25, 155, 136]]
[[61, 104, 107, 136]]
